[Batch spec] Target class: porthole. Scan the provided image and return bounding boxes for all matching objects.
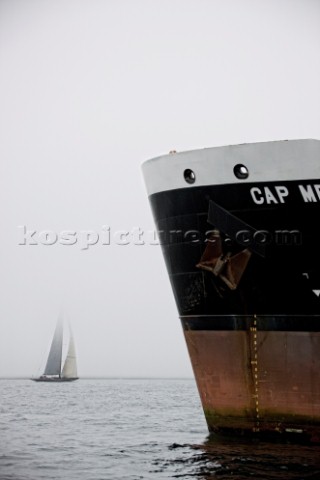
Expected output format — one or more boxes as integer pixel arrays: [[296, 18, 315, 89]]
[[184, 169, 196, 184], [233, 164, 249, 180]]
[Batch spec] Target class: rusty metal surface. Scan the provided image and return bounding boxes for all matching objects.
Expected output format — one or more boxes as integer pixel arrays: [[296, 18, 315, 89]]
[[184, 326, 320, 441]]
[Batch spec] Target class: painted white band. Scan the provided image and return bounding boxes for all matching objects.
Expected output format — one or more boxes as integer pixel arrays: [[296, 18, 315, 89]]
[[142, 139, 320, 196]]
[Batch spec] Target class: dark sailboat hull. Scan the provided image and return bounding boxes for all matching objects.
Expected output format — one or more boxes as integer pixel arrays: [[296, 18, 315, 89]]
[[31, 377, 79, 382], [143, 139, 320, 442]]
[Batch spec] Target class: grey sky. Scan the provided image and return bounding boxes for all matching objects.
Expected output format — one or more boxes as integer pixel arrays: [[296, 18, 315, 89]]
[[0, 0, 319, 377]]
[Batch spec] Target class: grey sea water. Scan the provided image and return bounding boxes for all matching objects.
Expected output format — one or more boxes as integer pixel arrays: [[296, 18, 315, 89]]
[[1, 378, 320, 480]]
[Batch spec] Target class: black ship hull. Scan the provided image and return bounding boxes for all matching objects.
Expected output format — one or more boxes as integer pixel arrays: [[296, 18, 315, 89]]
[[143, 140, 320, 442]]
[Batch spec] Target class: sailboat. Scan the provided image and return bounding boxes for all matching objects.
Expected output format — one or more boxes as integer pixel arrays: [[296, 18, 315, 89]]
[[31, 317, 79, 382]]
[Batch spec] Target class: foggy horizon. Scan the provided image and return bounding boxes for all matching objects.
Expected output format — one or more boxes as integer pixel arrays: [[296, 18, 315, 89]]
[[1, 0, 320, 378]]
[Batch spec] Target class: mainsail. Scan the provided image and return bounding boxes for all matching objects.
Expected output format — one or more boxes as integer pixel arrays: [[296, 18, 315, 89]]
[[43, 317, 63, 376]]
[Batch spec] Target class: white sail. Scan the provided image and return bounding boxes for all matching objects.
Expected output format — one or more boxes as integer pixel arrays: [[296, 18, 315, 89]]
[[44, 318, 63, 376], [61, 328, 78, 379]]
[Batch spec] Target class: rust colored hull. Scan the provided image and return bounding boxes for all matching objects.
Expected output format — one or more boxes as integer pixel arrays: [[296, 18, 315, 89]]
[[143, 140, 320, 441], [183, 326, 320, 441]]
